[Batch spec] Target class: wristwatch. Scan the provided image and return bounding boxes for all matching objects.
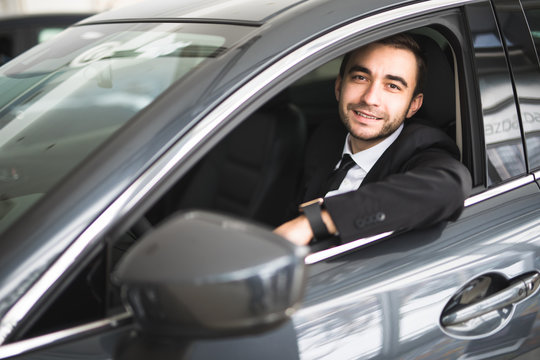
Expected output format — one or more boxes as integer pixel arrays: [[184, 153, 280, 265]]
[[299, 198, 331, 242]]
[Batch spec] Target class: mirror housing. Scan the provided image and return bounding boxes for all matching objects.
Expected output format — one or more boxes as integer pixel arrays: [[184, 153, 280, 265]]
[[113, 211, 308, 338]]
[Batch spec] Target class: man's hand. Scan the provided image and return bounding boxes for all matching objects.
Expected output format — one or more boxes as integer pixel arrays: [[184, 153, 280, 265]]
[[274, 210, 337, 246], [274, 215, 313, 246]]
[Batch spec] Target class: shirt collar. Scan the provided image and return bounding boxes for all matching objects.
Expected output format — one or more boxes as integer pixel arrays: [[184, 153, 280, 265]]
[[342, 123, 404, 173]]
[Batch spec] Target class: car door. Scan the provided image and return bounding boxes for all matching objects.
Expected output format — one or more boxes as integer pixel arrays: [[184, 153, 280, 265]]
[[291, 2, 540, 359]]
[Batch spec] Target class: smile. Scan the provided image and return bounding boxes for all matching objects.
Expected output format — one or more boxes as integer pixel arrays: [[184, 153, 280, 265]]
[[353, 110, 381, 120]]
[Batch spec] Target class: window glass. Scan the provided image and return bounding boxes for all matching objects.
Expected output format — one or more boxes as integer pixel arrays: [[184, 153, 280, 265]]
[[519, 0, 540, 170], [0, 22, 251, 236], [522, 0, 540, 52], [21, 249, 107, 339], [466, 3, 527, 185], [38, 27, 65, 43]]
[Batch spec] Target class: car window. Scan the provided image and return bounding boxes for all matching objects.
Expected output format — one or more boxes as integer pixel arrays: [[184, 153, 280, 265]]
[[522, 0, 540, 56], [466, 2, 527, 185], [0, 22, 252, 237], [37, 27, 65, 43], [17, 248, 108, 339]]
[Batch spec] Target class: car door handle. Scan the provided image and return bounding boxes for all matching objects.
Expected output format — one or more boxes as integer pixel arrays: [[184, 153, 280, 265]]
[[441, 272, 540, 327]]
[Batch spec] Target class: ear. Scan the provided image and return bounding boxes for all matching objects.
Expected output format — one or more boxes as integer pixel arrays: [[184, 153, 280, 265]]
[[334, 76, 342, 102], [406, 93, 423, 118]]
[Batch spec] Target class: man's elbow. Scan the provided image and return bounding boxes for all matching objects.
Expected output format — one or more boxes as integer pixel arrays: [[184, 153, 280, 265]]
[[447, 163, 473, 221]]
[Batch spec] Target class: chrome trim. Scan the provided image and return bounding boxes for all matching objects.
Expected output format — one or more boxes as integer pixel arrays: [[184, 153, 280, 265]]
[[0, 312, 131, 359], [464, 175, 534, 207], [0, 0, 479, 342], [534, 170, 540, 183], [305, 231, 394, 264]]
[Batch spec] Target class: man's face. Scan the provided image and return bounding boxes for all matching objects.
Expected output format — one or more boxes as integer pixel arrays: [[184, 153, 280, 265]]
[[335, 43, 423, 152]]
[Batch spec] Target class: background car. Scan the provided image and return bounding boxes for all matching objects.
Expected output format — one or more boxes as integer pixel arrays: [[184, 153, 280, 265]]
[[0, 0, 539, 359], [0, 13, 93, 65]]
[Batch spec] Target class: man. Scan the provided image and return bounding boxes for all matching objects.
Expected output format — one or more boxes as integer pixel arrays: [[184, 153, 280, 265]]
[[275, 33, 472, 246]]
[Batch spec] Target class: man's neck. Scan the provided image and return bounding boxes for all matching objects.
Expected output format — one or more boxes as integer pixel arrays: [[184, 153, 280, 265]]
[[347, 123, 405, 155], [349, 136, 387, 154]]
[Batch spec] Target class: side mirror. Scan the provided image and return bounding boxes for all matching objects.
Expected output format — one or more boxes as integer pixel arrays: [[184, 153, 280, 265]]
[[113, 211, 308, 338]]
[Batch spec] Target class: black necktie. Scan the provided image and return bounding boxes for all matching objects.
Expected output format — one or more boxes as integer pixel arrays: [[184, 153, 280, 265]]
[[326, 154, 356, 192]]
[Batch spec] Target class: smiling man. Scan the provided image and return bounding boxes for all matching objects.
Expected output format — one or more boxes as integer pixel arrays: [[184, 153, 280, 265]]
[[275, 33, 472, 246]]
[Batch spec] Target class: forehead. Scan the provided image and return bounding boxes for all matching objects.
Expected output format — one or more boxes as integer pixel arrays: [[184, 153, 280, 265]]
[[347, 43, 418, 82]]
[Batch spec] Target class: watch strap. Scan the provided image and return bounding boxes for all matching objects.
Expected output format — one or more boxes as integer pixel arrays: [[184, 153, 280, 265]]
[[300, 199, 331, 241]]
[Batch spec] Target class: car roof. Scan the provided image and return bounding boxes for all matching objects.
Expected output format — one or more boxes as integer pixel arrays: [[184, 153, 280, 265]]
[[80, 0, 414, 26], [82, 0, 305, 25], [79, 0, 304, 25]]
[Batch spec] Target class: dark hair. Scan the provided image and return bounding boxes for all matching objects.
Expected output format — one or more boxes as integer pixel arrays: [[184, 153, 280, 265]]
[[339, 33, 427, 96]]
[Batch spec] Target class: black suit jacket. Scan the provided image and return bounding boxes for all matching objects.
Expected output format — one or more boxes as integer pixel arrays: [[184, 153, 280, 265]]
[[300, 118, 472, 243]]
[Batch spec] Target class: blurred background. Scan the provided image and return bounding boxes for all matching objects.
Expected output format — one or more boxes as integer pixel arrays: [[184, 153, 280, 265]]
[[0, 0, 143, 14], [0, 0, 144, 64]]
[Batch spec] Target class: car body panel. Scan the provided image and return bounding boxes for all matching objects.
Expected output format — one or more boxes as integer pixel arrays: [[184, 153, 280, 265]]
[[82, 0, 307, 24], [296, 183, 540, 359], [1, 317, 300, 360], [81, 0, 411, 25]]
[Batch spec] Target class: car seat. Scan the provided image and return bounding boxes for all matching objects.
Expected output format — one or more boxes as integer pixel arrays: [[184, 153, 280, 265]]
[[148, 92, 306, 227], [412, 33, 457, 136]]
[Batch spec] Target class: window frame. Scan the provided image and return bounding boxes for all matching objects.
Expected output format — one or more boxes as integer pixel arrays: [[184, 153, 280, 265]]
[[507, 0, 540, 172]]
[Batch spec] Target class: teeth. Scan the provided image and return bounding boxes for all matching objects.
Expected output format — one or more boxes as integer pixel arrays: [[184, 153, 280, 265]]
[[354, 111, 377, 119]]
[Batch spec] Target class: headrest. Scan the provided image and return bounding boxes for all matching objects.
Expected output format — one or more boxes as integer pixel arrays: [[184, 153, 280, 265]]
[[412, 34, 456, 131]]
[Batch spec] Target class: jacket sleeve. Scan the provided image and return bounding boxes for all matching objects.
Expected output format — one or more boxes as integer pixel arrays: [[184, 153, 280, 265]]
[[324, 147, 472, 242]]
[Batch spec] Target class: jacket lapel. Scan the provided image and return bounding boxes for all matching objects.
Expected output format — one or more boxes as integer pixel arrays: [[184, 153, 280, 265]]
[[361, 127, 411, 186]]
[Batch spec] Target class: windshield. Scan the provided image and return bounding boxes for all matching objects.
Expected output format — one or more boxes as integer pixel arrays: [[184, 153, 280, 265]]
[[0, 22, 250, 235]]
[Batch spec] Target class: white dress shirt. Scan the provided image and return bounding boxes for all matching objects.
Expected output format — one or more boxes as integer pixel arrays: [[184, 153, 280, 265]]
[[325, 124, 404, 198]]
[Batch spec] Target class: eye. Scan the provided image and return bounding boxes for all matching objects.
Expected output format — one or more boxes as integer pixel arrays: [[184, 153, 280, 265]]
[[388, 83, 401, 91], [351, 74, 367, 83], [352, 74, 367, 81]]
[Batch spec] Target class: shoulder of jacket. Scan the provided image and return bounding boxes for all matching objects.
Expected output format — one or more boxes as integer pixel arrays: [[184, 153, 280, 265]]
[[401, 120, 460, 158]]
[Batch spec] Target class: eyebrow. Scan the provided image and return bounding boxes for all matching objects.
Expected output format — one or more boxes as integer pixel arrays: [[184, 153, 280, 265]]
[[348, 65, 409, 89]]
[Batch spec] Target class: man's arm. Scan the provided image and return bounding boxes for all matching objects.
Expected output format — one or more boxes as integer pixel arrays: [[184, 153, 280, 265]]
[[325, 148, 471, 242], [275, 148, 471, 245], [275, 121, 473, 246]]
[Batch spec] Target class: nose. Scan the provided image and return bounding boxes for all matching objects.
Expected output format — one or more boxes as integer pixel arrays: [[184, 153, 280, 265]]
[[361, 82, 381, 106]]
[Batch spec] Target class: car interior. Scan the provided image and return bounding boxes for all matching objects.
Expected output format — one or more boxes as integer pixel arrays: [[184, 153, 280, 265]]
[[145, 92, 307, 228]]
